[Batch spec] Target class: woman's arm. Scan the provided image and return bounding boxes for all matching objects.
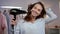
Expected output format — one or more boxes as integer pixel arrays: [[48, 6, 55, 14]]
[[14, 21, 21, 34], [44, 8, 57, 24]]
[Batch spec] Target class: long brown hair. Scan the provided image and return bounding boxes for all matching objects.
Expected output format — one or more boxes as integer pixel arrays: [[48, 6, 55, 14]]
[[24, 2, 46, 21]]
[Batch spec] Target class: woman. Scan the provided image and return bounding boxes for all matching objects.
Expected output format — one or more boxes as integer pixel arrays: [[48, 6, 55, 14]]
[[14, 2, 57, 34]]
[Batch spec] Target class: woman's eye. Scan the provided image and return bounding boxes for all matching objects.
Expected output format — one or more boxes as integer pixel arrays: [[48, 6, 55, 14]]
[[34, 7, 36, 9]]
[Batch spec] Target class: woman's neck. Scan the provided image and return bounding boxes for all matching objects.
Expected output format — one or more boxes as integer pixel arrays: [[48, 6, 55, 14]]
[[30, 15, 36, 23]]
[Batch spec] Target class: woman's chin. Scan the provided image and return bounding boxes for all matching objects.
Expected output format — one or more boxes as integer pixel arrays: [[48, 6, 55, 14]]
[[32, 15, 37, 17]]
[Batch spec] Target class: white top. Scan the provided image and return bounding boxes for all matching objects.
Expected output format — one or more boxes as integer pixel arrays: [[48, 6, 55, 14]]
[[14, 9, 57, 34]]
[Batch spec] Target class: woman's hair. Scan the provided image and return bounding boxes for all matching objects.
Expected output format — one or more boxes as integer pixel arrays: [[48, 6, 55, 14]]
[[24, 2, 46, 21]]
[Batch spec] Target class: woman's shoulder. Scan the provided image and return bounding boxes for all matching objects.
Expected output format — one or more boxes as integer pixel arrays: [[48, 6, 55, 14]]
[[36, 18, 44, 22], [17, 19, 25, 24]]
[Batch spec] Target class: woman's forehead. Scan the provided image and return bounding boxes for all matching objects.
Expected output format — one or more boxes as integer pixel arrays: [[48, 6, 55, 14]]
[[34, 4, 43, 10]]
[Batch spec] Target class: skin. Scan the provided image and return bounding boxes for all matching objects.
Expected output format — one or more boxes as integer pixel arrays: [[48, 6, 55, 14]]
[[30, 4, 43, 23], [11, 19, 16, 25]]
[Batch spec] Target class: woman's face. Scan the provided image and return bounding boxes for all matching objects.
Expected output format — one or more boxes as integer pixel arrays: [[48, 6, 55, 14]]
[[31, 4, 43, 17]]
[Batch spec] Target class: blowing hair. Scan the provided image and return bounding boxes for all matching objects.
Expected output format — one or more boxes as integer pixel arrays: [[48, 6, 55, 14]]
[[24, 2, 46, 21]]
